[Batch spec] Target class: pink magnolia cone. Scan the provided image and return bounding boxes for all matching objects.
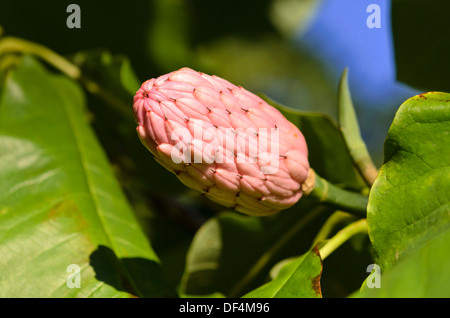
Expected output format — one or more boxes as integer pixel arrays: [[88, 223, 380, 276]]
[[133, 67, 309, 216]]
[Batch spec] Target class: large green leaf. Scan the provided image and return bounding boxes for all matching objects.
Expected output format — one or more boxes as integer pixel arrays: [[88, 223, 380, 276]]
[[72, 51, 195, 288], [355, 229, 450, 298], [243, 248, 322, 298], [0, 56, 174, 297], [367, 92, 450, 271]]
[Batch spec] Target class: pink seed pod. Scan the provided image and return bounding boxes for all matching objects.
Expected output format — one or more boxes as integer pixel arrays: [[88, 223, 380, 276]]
[[133, 67, 309, 216]]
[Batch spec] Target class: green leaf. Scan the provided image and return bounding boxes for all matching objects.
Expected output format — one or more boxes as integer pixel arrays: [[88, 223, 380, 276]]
[[180, 202, 331, 297], [71, 50, 197, 287], [392, 0, 450, 91], [243, 248, 322, 298], [337, 68, 377, 186], [0, 56, 174, 297], [355, 229, 450, 298], [367, 92, 450, 271]]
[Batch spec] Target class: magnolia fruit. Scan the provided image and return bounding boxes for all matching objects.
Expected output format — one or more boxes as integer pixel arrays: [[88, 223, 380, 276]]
[[133, 67, 309, 216]]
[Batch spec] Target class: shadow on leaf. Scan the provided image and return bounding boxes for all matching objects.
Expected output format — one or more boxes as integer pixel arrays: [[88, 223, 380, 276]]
[[89, 245, 177, 298]]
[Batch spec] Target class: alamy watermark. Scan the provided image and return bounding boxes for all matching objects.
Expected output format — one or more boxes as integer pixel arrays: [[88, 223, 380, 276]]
[[169, 119, 281, 174], [66, 264, 81, 288], [366, 4, 381, 29], [366, 264, 381, 288], [66, 4, 81, 29]]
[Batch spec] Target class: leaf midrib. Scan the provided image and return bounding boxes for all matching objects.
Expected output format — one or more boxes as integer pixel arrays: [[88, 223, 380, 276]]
[[53, 76, 143, 298]]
